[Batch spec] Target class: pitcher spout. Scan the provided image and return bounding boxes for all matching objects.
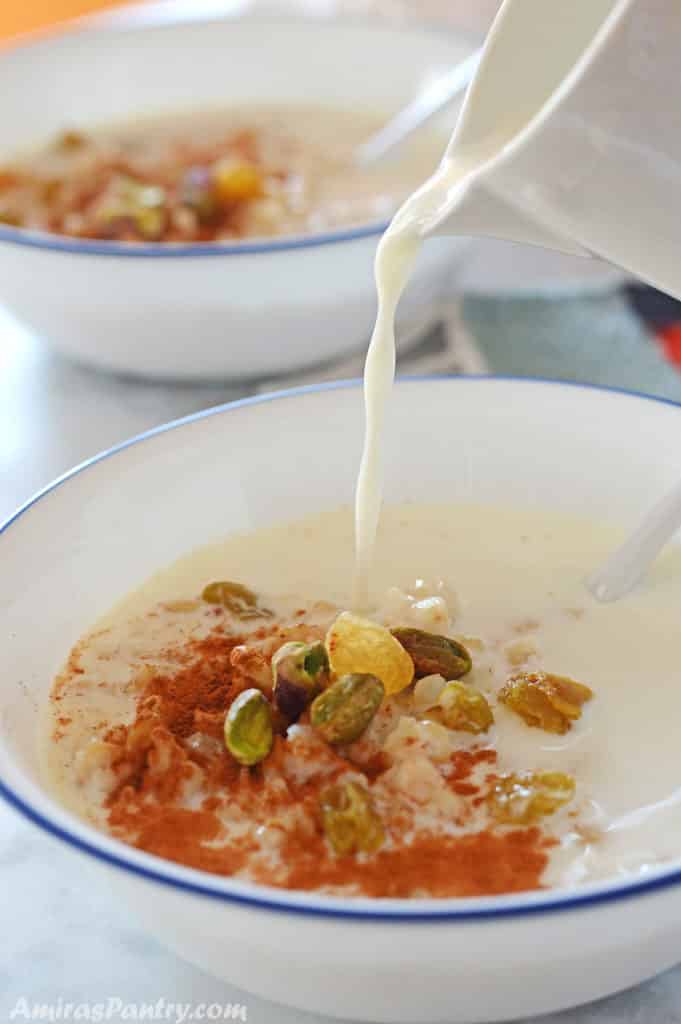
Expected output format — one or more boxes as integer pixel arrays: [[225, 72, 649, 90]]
[[428, 178, 589, 259], [413, 0, 626, 263]]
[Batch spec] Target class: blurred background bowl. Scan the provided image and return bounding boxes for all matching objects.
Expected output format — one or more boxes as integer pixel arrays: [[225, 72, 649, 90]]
[[0, 5, 475, 381]]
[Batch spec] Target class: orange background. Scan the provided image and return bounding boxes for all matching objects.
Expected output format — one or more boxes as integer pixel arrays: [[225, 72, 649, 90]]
[[0, 1, 502, 43], [0, 0, 129, 41]]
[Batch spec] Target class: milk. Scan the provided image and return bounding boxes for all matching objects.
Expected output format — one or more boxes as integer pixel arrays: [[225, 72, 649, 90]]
[[354, 149, 491, 608], [47, 502, 681, 888]]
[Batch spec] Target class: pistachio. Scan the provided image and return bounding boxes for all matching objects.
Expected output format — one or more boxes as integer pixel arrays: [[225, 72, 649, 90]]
[[499, 671, 593, 734], [391, 627, 472, 681], [487, 770, 575, 825], [202, 580, 272, 619], [272, 640, 329, 721], [94, 176, 168, 241], [130, 182, 167, 239], [320, 780, 384, 855], [224, 688, 273, 766], [437, 680, 494, 734], [310, 673, 384, 745], [134, 203, 167, 241]]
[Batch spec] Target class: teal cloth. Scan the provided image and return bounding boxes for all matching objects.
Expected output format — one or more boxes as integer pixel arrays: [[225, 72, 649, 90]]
[[462, 291, 681, 402]]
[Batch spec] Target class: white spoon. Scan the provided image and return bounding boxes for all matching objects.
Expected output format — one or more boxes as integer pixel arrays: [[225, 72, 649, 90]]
[[354, 48, 482, 168], [586, 478, 681, 602]]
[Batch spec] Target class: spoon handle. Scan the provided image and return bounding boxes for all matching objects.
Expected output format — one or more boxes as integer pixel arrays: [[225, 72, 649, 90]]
[[586, 477, 681, 602], [354, 48, 482, 168]]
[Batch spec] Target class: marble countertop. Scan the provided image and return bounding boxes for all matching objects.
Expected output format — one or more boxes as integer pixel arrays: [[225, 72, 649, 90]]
[[2, 304, 681, 1024]]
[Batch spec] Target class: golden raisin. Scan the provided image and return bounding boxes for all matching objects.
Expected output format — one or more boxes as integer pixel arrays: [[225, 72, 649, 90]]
[[498, 671, 593, 734], [326, 613, 414, 696], [319, 781, 384, 855], [488, 770, 575, 825], [213, 160, 263, 204], [436, 681, 494, 734]]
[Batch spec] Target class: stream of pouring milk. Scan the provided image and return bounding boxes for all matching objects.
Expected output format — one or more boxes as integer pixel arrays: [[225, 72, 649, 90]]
[[353, 142, 681, 857], [353, 149, 485, 609]]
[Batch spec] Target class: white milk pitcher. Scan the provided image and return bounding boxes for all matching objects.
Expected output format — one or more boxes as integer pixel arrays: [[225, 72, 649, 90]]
[[425, 0, 681, 298]]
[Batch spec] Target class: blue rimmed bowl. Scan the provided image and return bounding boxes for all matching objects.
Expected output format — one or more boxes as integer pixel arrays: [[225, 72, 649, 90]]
[[3, 377, 681, 1021], [0, 5, 471, 380]]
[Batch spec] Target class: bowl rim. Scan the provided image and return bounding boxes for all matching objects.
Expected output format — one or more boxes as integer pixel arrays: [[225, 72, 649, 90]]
[[5, 374, 681, 921], [0, 2, 467, 261], [0, 219, 386, 259]]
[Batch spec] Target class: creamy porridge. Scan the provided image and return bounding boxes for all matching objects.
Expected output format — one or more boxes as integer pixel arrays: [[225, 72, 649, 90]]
[[42, 75, 681, 899], [47, 503, 681, 897], [0, 107, 443, 243]]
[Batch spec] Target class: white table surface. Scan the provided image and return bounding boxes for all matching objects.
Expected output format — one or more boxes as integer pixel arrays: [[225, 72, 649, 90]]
[[2, 297, 681, 1024]]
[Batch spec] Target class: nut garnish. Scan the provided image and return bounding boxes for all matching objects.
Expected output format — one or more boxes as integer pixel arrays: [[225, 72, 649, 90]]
[[391, 627, 472, 681], [310, 673, 384, 745]]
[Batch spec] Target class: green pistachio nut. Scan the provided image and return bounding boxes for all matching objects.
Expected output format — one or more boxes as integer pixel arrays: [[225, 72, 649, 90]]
[[94, 176, 167, 241], [202, 580, 272, 619], [133, 203, 166, 240], [224, 688, 273, 766], [272, 641, 330, 721], [391, 627, 472, 680], [310, 673, 384, 745]]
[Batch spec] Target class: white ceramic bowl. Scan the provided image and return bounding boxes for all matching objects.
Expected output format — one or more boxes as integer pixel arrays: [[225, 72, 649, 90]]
[[0, 6, 470, 381], [3, 377, 681, 1022]]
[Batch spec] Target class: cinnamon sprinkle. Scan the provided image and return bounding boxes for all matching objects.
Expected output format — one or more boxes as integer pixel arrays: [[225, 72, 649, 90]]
[[57, 614, 554, 897], [263, 826, 552, 897]]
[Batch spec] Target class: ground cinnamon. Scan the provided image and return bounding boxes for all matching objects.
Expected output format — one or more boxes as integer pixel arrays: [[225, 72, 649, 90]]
[[147, 632, 245, 737], [268, 825, 551, 897], [76, 618, 553, 896]]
